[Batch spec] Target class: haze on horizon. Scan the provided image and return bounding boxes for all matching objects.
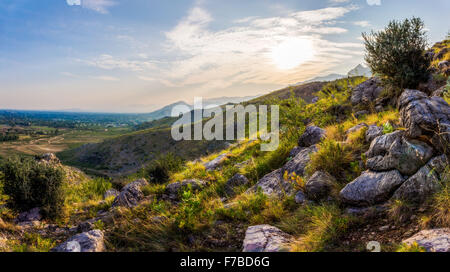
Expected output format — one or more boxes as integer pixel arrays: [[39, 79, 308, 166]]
[[0, 0, 449, 113]]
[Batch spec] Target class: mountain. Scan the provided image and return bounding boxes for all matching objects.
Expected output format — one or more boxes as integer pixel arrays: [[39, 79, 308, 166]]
[[294, 73, 345, 85], [248, 81, 327, 104], [348, 64, 372, 77], [140, 101, 191, 121]]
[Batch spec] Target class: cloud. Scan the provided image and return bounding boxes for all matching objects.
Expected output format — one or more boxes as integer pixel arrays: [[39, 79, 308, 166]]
[[80, 54, 157, 71], [329, 0, 351, 3], [353, 21, 371, 27], [367, 0, 381, 6], [66, 0, 116, 14], [92, 75, 120, 81]]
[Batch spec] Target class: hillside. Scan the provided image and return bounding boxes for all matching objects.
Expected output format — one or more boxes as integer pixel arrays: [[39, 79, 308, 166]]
[[248, 81, 327, 104]]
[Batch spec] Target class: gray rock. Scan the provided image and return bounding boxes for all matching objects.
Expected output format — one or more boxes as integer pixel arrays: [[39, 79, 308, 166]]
[[112, 179, 149, 208], [298, 126, 325, 147], [365, 125, 383, 143], [163, 179, 207, 202], [346, 123, 368, 136], [311, 97, 319, 103], [402, 228, 450, 252], [432, 86, 446, 97], [351, 77, 384, 107], [282, 145, 317, 177], [16, 208, 42, 223], [365, 131, 434, 176], [340, 170, 405, 206], [398, 89, 450, 153], [247, 169, 294, 198], [104, 189, 120, 199], [392, 155, 449, 203], [224, 174, 249, 197], [289, 146, 303, 158], [305, 171, 336, 201], [345, 205, 387, 217], [438, 60, 449, 70], [51, 230, 105, 252], [204, 153, 229, 170], [294, 191, 307, 204], [354, 110, 369, 118], [242, 225, 292, 252]]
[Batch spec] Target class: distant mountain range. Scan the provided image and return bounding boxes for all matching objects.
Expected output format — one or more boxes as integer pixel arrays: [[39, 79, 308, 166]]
[[347, 64, 372, 77], [294, 64, 372, 86]]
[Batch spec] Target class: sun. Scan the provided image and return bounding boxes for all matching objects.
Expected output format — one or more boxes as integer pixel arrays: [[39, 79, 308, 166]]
[[271, 38, 315, 70]]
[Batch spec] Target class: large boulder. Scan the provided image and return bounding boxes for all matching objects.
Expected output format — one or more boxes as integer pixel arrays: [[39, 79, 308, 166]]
[[298, 126, 325, 147], [112, 179, 149, 208], [51, 230, 105, 252], [305, 171, 336, 201], [163, 179, 207, 202], [340, 170, 405, 206], [402, 228, 450, 252], [398, 89, 450, 153], [282, 145, 317, 177], [224, 174, 249, 197], [351, 77, 384, 107], [365, 131, 434, 176], [365, 125, 383, 143], [392, 155, 449, 203], [247, 169, 294, 198], [242, 225, 292, 252]]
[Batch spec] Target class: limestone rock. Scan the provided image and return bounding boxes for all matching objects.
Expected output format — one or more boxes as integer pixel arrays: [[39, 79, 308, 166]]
[[242, 225, 292, 252], [204, 153, 228, 170], [282, 145, 317, 177], [365, 125, 383, 143], [402, 228, 450, 252], [224, 174, 249, 197], [51, 230, 105, 252], [163, 179, 207, 202], [294, 191, 307, 204], [346, 123, 368, 136], [305, 171, 336, 201], [112, 179, 149, 208], [298, 126, 325, 147], [351, 78, 384, 107], [340, 170, 405, 206], [247, 169, 294, 198], [365, 131, 434, 176]]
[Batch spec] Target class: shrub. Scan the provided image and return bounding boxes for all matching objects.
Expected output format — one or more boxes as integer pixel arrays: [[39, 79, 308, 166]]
[[363, 17, 430, 92], [2, 157, 65, 219], [145, 153, 185, 183]]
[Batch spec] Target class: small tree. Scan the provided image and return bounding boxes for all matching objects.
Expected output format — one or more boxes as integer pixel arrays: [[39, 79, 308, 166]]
[[363, 17, 430, 93], [2, 157, 65, 219]]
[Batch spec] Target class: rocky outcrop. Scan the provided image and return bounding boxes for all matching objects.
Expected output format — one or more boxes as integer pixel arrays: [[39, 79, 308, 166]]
[[298, 126, 325, 147], [16, 208, 42, 223], [351, 78, 384, 107], [365, 131, 434, 176], [282, 145, 317, 177], [402, 228, 450, 252], [365, 125, 383, 143], [398, 89, 450, 153], [112, 179, 149, 208], [305, 171, 336, 201], [38, 153, 60, 164], [163, 179, 207, 202], [248, 169, 294, 198], [204, 153, 229, 170], [224, 174, 249, 197], [51, 230, 105, 252], [392, 155, 449, 203], [242, 225, 292, 252], [340, 170, 405, 206]]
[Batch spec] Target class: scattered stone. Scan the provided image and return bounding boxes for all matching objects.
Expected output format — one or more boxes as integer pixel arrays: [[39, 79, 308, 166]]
[[112, 179, 149, 208], [351, 77, 384, 107], [379, 226, 390, 232], [392, 155, 449, 203], [340, 170, 405, 206], [224, 174, 249, 197], [104, 189, 120, 199], [242, 225, 292, 252], [305, 171, 336, 201], [247, 169, 294, 198], [365, 125, 383, 143], [294, 191, 307, 204], [204, 153, 229, 170], [16, 208, 42, 223], [354, 110, 369, 118], [365, 131, 434, 176], [398, 89, 450, 153], [282, 145, 317, 177], [51, 230, 105, 252], [402, 228, 450, 252], [163, 179, 207, 202], [298, 126, 325, 147], [346, 123, 368, 136]]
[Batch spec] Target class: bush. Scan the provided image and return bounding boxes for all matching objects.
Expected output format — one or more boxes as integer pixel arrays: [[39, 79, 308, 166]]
[[2, 157, 65, 219], [363, 17, 430, 92], [145, 153, 185, 183]]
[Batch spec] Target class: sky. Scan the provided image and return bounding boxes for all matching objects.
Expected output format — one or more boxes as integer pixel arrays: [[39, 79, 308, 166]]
[[0, 0, 449, 113]]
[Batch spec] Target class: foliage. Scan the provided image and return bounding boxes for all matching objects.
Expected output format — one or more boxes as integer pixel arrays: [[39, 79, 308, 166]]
[[382, 122, 395, 134], [1, 157, 65, 219], [174, 187, 204, 231], [363, 17, 430, 91], [145, 153, 185, 184], [396, 242, 426, 252]]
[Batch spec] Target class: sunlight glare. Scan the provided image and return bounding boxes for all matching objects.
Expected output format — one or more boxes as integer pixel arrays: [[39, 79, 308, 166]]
[[271, 38, 315, 70]]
